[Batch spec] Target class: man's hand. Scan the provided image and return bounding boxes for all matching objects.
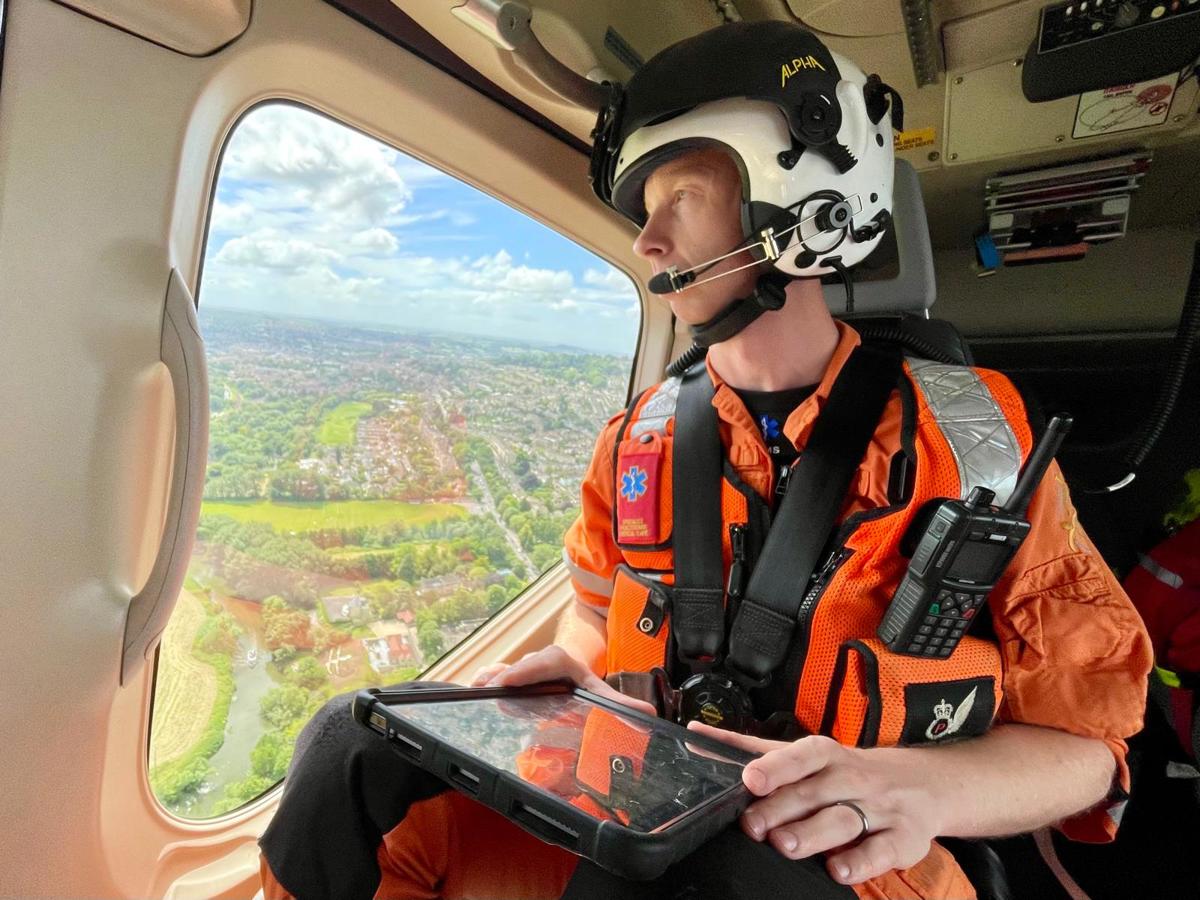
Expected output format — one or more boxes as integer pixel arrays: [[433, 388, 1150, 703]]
[[688, 723, 941, 886], [469, 645, 656, 716]]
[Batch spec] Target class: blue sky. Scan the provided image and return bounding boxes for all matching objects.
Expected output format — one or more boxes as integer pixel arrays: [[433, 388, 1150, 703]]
[[200, 104, 642, 355]]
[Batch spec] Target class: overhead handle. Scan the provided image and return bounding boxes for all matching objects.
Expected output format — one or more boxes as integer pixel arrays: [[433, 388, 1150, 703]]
[[451, 0, 611, 109]]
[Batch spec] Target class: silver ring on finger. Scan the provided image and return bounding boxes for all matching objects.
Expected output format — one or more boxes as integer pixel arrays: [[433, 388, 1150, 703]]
[[833, 800, 870, 841]]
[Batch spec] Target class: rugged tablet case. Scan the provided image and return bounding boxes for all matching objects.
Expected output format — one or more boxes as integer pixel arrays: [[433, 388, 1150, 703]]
[[352, 683, 755, 881]]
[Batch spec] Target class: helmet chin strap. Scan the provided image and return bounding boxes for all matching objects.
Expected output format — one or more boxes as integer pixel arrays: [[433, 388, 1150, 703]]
[[689, 271, 791, 348], [665, 271, 790, 377], [665, 264, 855, 377]]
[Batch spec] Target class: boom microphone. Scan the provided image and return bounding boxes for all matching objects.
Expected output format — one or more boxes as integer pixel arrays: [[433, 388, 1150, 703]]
[[648, 269, 695, 294]]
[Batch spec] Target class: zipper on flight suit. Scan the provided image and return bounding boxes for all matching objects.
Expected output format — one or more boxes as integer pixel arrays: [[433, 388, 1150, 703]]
[[726, 523, 748, 602]]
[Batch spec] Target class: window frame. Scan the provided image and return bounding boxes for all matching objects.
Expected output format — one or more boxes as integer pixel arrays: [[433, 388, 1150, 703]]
[[150, 96, 649, 822]]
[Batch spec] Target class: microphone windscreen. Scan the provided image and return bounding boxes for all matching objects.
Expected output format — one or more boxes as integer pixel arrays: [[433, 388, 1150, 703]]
[[648, 271, 676, 295]]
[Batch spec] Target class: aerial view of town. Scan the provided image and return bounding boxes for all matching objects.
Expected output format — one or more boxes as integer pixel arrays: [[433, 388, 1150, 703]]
[[148, 307, 631, 818]]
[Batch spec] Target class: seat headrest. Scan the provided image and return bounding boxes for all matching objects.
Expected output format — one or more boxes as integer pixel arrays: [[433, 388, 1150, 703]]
[[823, 159, 936, 316]]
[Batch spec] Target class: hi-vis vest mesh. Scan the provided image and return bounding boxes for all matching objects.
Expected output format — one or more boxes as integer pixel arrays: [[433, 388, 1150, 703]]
[[605, 358, 1034, 747]]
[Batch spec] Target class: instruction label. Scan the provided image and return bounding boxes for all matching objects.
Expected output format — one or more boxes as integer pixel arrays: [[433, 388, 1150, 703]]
[[1073, 73, 1179, 138], [893, 126, 937, 152]]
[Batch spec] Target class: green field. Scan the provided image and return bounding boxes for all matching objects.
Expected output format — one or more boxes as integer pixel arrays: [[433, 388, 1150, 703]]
[[201, 499, 466, 532], [316, 401, 373, 446], [325, 546, 397, 559]]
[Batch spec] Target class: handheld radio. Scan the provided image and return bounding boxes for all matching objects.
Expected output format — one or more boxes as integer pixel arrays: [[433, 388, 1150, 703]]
[[877, 415, 1073, 658]]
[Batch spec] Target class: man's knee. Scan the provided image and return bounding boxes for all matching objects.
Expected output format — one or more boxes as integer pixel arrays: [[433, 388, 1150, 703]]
[[287, 689, 361, 778], [288, 681, 451, 780], [260, 682, 452, 900]]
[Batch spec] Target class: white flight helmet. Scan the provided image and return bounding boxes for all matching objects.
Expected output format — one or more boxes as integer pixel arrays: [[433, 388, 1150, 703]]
[[590, 21, 903, 284]]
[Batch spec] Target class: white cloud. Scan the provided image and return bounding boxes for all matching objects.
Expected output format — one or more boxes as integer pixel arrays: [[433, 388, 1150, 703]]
[[214, 229, 343, 270], [583, 267, 635, 290], [210, 199, 256, 233], [472, 249, 512, 269], [202, 105, 642, 354], [348, 228, 400, 256], [299, 266, 385, 303], [457, 249, 574, 301], [222, 105, 412, 226]]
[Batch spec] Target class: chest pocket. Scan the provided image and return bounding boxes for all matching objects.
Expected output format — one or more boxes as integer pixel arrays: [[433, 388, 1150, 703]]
[[821, 636, 1003, 747], [607, 475, 762, 675], [613, 431, 672, 549], [606, 565, 672, 675]]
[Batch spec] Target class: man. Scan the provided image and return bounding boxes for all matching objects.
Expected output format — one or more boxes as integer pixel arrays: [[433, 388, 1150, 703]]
[[259, 21, 1152, 899]]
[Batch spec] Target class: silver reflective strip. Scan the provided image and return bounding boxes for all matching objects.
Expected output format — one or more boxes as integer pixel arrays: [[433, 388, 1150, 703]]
[[630, 376, 681, 438], [907, 359, 1023, 505], [562, 548, 613, 608], [1138, 553, 1184, 589]]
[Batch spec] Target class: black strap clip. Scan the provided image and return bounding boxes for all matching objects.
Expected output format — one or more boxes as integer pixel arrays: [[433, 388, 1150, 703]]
[[635, 582, 671, 638], [671, 586, 726, 664]]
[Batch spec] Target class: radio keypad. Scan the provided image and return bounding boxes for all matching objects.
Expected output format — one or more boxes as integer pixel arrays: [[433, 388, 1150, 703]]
[[903, 587, 987, 655]]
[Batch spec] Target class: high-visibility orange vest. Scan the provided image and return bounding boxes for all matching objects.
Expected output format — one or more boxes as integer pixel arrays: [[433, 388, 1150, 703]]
[[604, 357, 1033, 747]]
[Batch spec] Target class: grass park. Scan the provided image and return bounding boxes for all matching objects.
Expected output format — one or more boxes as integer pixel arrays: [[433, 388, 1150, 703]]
[[316, 401, 373, 445], [201, 498, 466, 532]]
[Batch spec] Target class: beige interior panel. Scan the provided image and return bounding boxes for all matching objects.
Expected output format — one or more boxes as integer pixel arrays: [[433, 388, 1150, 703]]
[[784, 0, 906, 35], [936, 226, 1199, 337], [946, 56, 1199, 165], [0, 0, 666, 896], [943, 1, 1045, 71], [52, 0, 251, 55], [2, 0, 1199, 897], [919, 135, 1200, 251]]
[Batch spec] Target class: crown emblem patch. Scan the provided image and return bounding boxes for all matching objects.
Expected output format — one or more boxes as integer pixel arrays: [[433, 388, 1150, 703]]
[[924, 686, 978, 741]]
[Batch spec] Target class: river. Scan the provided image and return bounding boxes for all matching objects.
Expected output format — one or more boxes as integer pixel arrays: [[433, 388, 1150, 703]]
[[186, 597, 278, 818]]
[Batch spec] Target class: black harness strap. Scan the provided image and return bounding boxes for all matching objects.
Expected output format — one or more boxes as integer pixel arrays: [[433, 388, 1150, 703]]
[[670, 364, 726, 662], [725, 343, 902, 685]]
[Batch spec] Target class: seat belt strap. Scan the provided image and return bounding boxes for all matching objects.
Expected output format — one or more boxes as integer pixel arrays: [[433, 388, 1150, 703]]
[[670, 364, 726, 662], [726, 343, 902, 684]]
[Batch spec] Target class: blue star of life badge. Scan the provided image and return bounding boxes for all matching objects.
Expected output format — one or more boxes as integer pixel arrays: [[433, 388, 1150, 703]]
[[620, 465, 648, 502], [760, 414, 781, 440]]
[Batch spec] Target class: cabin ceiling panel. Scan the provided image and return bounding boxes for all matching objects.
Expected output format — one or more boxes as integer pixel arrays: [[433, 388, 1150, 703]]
[[52, 0, 251, 55]]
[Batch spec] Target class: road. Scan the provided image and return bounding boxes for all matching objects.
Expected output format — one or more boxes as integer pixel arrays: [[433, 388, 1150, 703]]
[[469, 460, 538, 575]]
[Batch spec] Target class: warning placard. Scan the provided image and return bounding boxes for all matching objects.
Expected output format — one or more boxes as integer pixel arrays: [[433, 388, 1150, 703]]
[[893, 126, 937, 153], [1073, 73, 1179, 138]]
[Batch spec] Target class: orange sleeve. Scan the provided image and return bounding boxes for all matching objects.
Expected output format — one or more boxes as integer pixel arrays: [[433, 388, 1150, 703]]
[[562, 412, 626, 617], [990, 459, 1154, 842]]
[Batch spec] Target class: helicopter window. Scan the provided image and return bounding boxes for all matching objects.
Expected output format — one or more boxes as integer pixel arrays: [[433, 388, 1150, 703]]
[[147, 102, 640, 819]]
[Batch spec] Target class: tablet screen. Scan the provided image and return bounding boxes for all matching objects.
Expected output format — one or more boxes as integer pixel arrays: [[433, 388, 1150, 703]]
[[385, 692, 750, 833]]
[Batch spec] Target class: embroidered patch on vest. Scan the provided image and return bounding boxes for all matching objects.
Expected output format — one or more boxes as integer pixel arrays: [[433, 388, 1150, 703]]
[[616, 434, 663, 545], [901, 677, 995, 744]]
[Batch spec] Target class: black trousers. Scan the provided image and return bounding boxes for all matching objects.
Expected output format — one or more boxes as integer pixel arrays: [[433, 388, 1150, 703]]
[[259, 685, 855, 900]]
